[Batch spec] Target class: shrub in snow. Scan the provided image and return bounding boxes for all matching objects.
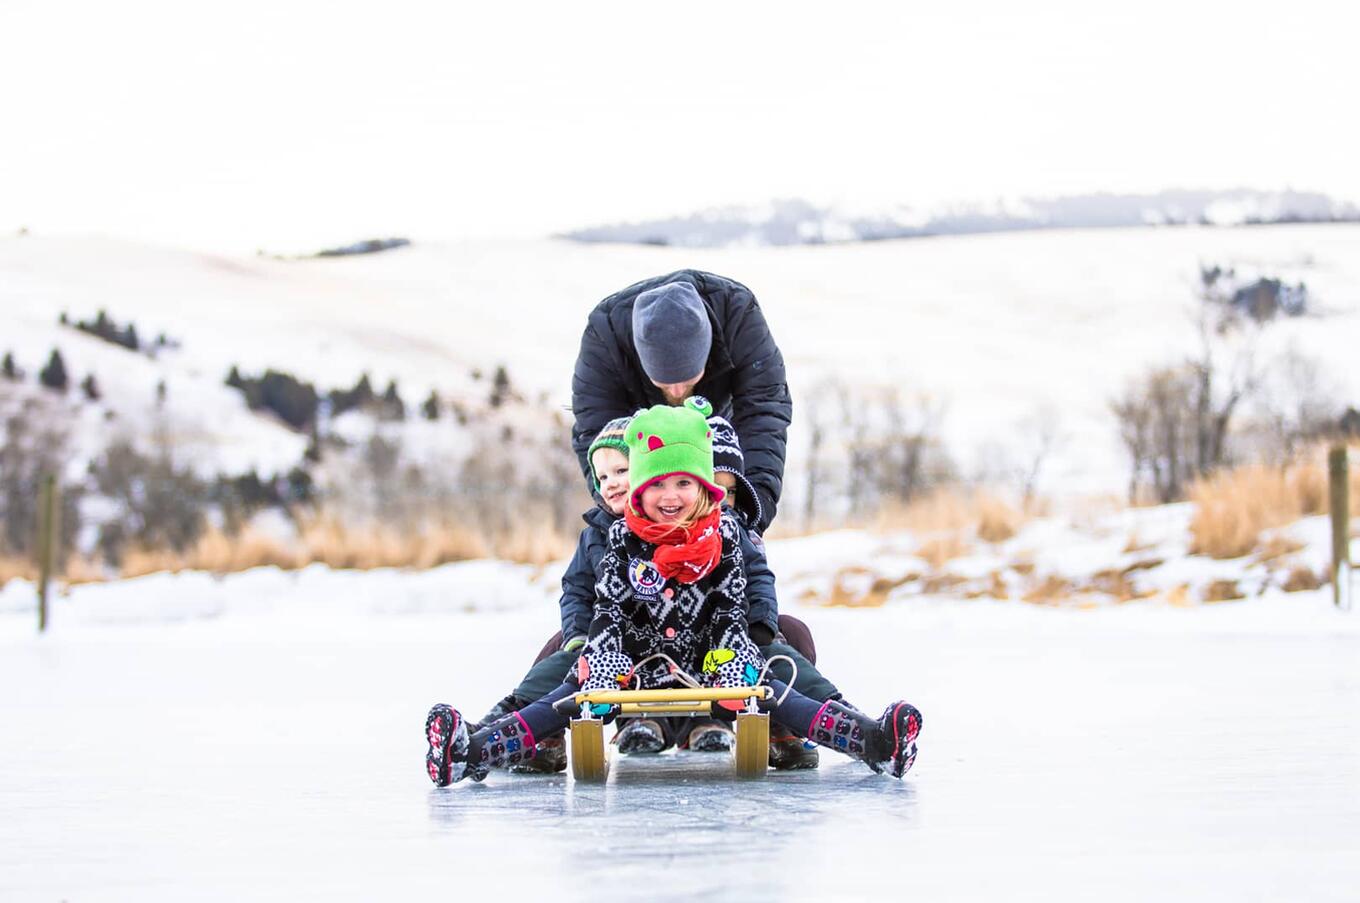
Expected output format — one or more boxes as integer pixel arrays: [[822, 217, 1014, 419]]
[[68, 309, 145, 352], [1, 352, 20, 381], [0, 407, 83, 558], [488, 365, 516, 409], [89, 441, 211, 566], [380, 380, 405, 421], [226, 368, 320, 431], [38, 350, 68, 393], [421, 390, 440, 421], [327, 373, 375, 418]]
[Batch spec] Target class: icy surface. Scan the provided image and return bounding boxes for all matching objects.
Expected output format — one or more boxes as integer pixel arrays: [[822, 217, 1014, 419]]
[[3, 585, 1358, 901]]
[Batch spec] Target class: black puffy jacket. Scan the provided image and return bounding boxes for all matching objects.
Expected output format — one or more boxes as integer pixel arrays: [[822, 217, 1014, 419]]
[[571, 270, 792, 533]]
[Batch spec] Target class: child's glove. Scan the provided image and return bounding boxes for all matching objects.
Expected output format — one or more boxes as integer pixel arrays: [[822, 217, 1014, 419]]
[[702, 640, 764, 713], [575, 650, 634, 718]]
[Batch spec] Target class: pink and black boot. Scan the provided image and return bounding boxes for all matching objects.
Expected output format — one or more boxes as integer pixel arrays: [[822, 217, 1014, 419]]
[[425, 704, 471, 787]]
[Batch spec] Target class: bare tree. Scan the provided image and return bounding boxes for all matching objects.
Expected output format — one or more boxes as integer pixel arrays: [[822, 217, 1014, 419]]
[[1015, 404, 1063, 504], [1245, 345, 1342, 463], [0, 399, 82, 558]]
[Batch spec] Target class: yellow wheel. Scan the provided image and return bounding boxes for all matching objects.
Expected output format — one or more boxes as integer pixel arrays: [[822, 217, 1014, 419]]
[[734, 711, 770, 778], [569, 717, 608, 782]]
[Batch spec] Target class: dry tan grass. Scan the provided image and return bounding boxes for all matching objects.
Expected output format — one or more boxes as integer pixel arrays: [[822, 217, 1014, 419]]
[[919, 572, 970, 595], [1282, 565, 1325, 593], [976, 495, 1022, 543], [1188, 460, 1331, 559], [0, 555, 35, 588], [108, 512, 573, 581], [964, 571, 1009, 600], [917, 535, 972, 569], [818, 566, 919, 607], [872, 488, 1029, 540], [1202, 579, 1244, 603], [1160, 584, 1191, 606], [62, 556, 110, 586], [1122, 533, 1157, 554], [1087, 568, 1156, 602], [1023, 575, 1073, 605], [1253, 535, 1306, 564]]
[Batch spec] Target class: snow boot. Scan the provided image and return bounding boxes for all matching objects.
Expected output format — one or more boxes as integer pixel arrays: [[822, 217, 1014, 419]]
[[768, 725, 820, 770], [473, 693, 519, 731], [510, 735, 568, 775], [425, 704, 470, 787], [685, 717, 735, 752], [876, 701, 923, 778], [615, 718, 667, 755], [807, 700, 873, 762], [469, 711, 538, 777]]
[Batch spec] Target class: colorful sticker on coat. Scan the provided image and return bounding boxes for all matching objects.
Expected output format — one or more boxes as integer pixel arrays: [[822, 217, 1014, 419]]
[[629, 558, 665, 597]]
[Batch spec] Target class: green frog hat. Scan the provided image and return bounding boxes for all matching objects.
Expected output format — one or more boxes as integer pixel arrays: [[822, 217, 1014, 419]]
[[625, 396, 726, 513]]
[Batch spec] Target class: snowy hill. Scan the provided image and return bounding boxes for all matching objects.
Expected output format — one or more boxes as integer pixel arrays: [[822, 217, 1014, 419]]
[[562, 190, 1360, 248], [3, 223, 1358, 507]]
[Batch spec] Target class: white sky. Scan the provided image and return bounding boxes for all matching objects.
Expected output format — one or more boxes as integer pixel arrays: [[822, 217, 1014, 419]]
[[2, 0, 1357, 254]]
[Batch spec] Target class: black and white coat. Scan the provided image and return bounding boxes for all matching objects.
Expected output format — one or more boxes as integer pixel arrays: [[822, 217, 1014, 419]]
[[583, 510, 765, 691]]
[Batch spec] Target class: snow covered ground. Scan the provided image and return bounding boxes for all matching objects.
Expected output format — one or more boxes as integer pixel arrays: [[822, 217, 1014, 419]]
[[2, 559, 1357, 901]]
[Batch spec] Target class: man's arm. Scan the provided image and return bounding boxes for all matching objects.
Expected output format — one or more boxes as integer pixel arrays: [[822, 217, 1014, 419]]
[[723, 293, 792, 533], [738, 523, 780, 644], [571, 319, 630, 489], [558, 529, 598, 645]]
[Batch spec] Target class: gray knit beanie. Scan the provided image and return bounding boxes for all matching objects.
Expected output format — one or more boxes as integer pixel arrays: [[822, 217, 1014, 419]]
[[632, 282, 712, 384]]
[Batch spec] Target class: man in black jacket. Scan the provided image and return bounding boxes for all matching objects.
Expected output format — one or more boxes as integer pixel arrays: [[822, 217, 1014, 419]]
[[571, 270, 791, 534]]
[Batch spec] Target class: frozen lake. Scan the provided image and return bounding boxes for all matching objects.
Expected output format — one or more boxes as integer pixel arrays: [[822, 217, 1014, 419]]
[[3, 590, 1358, 901]]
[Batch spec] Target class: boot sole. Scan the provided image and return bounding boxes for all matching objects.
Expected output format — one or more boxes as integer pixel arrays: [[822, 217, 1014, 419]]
[[425, 705, 466, 786], [887, 703, 923, 778]]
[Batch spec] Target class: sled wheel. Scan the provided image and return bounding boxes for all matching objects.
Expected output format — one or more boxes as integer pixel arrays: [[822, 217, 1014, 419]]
[[569, 717, 608, 783], [734, 711, 769, 778]]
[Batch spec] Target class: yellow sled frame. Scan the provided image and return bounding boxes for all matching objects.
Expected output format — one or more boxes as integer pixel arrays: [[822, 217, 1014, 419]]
[[560, 653, 797, 783]]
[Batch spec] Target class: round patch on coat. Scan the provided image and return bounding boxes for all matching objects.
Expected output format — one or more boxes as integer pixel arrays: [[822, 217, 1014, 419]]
[[629, 558, 664, 598]]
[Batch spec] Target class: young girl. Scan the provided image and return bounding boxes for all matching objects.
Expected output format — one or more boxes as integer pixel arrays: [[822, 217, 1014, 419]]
[[424, 398, 922, 785]]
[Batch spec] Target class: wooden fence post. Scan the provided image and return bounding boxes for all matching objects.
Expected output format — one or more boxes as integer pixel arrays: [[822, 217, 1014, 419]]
[[1330, 445, 1350, 610], [36, 472, 59, 632]]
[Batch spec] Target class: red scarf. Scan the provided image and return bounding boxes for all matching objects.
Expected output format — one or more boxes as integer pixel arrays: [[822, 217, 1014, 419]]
[[624, 506, 722, 584]]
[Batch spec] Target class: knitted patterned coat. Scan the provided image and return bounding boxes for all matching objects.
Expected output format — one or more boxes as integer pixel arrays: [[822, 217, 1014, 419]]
[[587, 509, 764, 688]]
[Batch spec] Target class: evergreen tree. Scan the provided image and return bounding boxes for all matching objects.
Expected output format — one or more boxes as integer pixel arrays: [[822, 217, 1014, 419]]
[[81, 373, 101, 401], [226, 365, 244, 389], [489, 365, 512, 408], [328, 373, 375, 417], [39, 349, 68, 392], [421, 390, 441, 421], [258, 370, 318, 430], [1, 352, 18, 381], [354, 373, 375, 404], [381, 379, 405, 421]]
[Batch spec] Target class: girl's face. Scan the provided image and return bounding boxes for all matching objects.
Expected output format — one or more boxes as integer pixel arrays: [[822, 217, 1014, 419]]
[[592, 448, 630, 515], [639, 473, 702, 524]]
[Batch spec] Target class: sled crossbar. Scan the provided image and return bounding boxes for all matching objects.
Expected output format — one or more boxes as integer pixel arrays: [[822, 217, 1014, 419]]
[[618, 702, 723, 715], [575, 687, 770, 706]]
